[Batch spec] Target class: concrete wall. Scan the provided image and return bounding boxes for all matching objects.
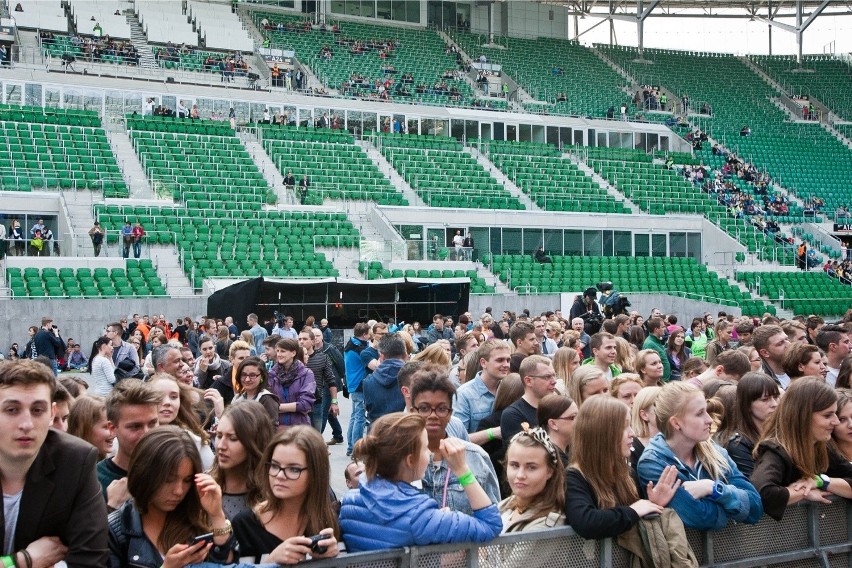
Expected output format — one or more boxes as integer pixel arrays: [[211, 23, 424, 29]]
[[0, 297, 207, 353]]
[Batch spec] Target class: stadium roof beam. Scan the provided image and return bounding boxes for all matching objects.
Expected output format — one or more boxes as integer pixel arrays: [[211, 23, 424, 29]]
[[753, 0, 831, 63]]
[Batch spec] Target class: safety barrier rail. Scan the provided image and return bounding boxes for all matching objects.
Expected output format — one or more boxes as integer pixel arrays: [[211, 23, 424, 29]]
[[301, 499, 850, 568]]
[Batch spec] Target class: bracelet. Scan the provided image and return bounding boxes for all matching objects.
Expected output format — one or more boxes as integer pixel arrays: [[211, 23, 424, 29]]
[[20, 550, 32, 568], [212, 518, 232, 536], [457, 469, 477, 487], [331, 398, 338, 404], [1, 556, 14, 568], [486, 428, 495, 441]]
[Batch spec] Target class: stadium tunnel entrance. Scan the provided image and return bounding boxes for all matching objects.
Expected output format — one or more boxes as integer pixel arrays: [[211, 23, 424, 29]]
[[207, 277, 470, 330]]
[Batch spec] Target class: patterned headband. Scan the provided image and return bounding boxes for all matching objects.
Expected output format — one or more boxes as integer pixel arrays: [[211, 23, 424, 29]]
[[509, 423, 560, 466]]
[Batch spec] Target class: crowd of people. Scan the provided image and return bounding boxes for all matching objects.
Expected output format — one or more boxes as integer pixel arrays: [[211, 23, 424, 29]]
[[6, 299, 852, 566]]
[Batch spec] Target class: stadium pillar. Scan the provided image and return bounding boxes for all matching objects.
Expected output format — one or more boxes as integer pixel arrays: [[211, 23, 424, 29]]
[[634, 0, 659, 60]]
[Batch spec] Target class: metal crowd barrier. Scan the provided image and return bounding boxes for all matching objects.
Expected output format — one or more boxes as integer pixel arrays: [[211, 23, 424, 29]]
[[300, 500, 850, 568]]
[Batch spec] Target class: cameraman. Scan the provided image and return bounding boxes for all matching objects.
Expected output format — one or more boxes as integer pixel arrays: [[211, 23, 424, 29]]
[[33, 317, 64, 376], [569, 287, 603, 336]]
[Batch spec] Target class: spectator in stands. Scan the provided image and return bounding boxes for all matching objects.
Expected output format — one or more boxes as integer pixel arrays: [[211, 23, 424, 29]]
[[298, 175, 310, 204], [500, 426, 566, 532], [131, 221, 145, 259], [566, 394, 683, 542], [88, 221, 104, 257], [340, 412, 502, 551], [637, 382, 762, 531], [752, 378, 852, 521]]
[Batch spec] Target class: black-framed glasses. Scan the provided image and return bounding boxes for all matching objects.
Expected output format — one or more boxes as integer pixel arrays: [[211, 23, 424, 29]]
[[414, 405, 451, 418], [241, 373, 262, 379], [267, 462, 308, 480]]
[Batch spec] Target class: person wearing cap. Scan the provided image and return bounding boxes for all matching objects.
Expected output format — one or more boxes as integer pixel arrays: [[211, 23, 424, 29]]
[[89, 222, 104, 257], [569, 287, 603, 336]]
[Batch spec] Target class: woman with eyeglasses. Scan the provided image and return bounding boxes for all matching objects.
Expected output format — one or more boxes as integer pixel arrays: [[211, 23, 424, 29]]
[[412, 371, 500, 515], [231, 426, 339, 563], [537, 393, 578, 466], [210, 401, 275, 520], [339, 411, 502, 552], [232, 356, 280, 426]]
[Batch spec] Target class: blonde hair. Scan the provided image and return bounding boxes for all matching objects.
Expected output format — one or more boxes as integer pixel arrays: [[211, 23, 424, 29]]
[[635, 349, 662, 385], [631, 386, 662, 439], [412, 343, 451, 369], [553, 347, 579, 393], [610, 373, 643, 400], [567, 365, 605, 407], [614, 337, 635, 373], [655, 382, 730, 480]]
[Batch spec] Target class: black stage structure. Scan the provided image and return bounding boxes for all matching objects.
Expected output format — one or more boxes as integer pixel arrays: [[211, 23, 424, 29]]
[[207, 276, 470, 329]]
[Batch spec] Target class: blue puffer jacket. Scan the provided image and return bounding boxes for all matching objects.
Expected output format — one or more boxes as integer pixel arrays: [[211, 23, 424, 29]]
[[637, 433, 763, 531], [339, 475, 502, 552]]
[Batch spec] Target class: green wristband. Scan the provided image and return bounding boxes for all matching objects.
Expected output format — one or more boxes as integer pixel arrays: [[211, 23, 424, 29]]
[[457, 469, 477, 487], [331, 398, 338, 404], [1, 556, 14, 568], [487, 428, 495, 441]]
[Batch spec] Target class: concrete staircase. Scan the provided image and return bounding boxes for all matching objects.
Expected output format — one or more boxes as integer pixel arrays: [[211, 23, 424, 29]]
[[105, 131, 154, 199], [125, 11, 158, 70], [354, 139, 424, 206], [465, 145, 539, 211], [61, 190, 99, 257], [239, 132, 297, 205], [149, 245, 195, 296], [562, 152, 642, 214]]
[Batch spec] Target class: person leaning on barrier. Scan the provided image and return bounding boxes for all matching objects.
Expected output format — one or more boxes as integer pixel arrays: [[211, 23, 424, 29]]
[[339, 412, 502, 552], [636, 382, 763, 531], [751, 378, 852, 521]]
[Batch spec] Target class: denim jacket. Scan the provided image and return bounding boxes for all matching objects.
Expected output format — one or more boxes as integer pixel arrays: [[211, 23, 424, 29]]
[[453, 373, 496, 433], [637, 433, 763, 531], [421, 440, 501, 515]]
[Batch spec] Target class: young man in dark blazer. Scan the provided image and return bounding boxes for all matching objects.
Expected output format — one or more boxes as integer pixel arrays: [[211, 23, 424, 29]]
[[0, 359, 108, 566]]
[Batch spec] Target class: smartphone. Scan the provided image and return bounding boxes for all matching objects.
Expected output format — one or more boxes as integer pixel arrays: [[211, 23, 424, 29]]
[[191, 532, 214, 545]]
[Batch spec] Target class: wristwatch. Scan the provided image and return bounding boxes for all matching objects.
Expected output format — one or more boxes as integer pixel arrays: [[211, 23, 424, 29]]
[[816, 474, 831, 490], [708, 481, 725, 501]]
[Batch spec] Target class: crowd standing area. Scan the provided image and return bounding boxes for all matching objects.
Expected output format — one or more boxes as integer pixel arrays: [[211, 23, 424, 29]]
[[4, 300, 852, 567]]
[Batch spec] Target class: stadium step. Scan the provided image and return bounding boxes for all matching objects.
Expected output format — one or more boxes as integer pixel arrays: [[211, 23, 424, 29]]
[[150, 245, 196, 295], [125, 12, 158, 70], [464, 145, 539, 211], [564, 152, 642, 215], [105, 131, 154, 199], [239, 132, 297, 205], [354, 139, 425, 207]]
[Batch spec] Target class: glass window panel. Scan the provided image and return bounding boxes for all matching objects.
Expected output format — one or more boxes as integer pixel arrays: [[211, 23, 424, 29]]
[[634, 234, 650, 257], [377, 0, 391, 19], [602, 230, 614, 257], [523, 228, 543, 255], [24, 83, 41, 107], [346, 111, 362, 135], [45, 88, 61, 108], [544, 229, 562, 256], [687, 232, 702, 262], [5, 82, 21, 105], [670, 232, 687, 258], [564, 230, 582, 256], [331, 0, 345, 14], [503, 228, 522, 255], [652, 234, 667, 257], [489, 227, 501, 256], [406, 0, 420, 23], [360, 0, 375, 18], [614, 231, 632, 257], [583, 230, 602, 257]]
